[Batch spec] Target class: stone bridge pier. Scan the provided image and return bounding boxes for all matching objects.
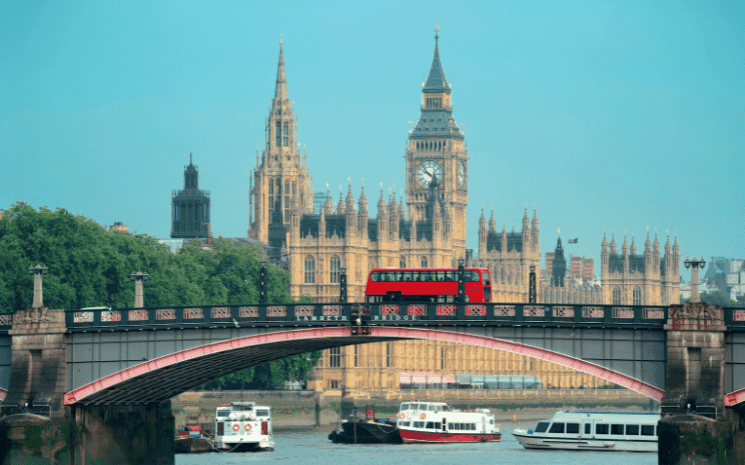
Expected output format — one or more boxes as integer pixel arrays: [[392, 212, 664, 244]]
[[658, 302, 744, 464], [0, 306, 174, 465]]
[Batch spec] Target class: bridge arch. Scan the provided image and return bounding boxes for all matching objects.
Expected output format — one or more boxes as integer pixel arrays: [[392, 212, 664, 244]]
[[64, 326, 664, 406]]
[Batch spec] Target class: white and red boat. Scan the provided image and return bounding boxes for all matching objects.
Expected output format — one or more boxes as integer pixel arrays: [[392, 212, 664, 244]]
[[396, 401, 501, 443]]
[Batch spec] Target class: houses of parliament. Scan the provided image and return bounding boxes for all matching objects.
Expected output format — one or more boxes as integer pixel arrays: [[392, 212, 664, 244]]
[[172, 31, 681, 393]]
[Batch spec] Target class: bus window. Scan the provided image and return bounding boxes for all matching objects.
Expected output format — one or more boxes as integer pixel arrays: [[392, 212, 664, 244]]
[[386, 272, 395, 282], [483, 271, 491, 283], [371, 272, 380, 282], [444, 271, 455, 281], [403, 271, 413, 281], [436, 271, 445, 282], [394, 271, 403, 281]]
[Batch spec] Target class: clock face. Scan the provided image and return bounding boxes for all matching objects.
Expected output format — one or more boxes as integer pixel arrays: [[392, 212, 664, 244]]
[[417, 160, 443, 187], [458, 161, 466, 188]]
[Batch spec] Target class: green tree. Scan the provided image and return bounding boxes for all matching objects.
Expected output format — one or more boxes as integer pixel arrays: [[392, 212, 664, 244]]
[[699, 291, 738, 307], [0, 202, 321, 389]]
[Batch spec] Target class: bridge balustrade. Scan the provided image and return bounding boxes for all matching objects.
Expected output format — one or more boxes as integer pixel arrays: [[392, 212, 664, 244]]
[[55, 303, 683, 332]]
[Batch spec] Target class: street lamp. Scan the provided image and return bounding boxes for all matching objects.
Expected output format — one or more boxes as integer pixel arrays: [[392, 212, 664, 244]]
[[684, 257, 706, 303], [129, 271, 149, 308], [457, 257, 465, 303], [529, 264, 537, 303], [339, 265, 348, 303], [259, 259, 268, 304], [28, 265, 48, 308]]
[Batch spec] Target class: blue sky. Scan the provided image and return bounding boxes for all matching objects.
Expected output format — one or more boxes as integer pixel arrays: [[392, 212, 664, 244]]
[[2, 1, 743, 278]]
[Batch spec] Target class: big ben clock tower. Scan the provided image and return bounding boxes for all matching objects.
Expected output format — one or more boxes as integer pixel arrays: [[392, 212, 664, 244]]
[[405, 26, 467, 259]]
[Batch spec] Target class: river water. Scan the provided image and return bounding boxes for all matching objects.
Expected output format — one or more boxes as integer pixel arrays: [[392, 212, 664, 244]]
[[175, 422, 657, 465]]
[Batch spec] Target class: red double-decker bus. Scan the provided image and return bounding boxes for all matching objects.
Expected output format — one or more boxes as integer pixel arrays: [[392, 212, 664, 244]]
[[365, 268, 492, 303]]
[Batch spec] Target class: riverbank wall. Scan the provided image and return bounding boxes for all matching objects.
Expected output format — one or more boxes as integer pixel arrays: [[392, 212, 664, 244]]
[[170, 388, 656, 430]]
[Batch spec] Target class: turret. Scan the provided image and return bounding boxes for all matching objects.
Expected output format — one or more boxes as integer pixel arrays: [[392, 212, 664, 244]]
[[345, 184, 356, 237], [610, 234, 617, 255], [336, 189, 345, 215], [630, 237, 637, 256], [377, 188, 387, 238], [478, 209, 487, 253], [358, 185, 369, 235], [501, 226, 507, 253], [522, 207, 530, 245], [531, 208, 540, 251], [324, 190, 333, 215]]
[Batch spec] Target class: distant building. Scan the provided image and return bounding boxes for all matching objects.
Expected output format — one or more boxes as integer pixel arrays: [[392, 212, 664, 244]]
[[702, 257, 745, 301], [600, 233, 680, 305], [108, 222, 129, 233], [541, 238, 601, 304], [171, 153, 210, 239]]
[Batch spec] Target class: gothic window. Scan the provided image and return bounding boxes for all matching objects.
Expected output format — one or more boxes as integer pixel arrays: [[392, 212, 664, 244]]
[[292, 180, 296, 195], [421, 256, 428, 268], [613, 287, 621, 305], [330, 256, 341, 284], [275, 122, 281, 147], [283, 123, 288, 135], [633, 287, 642, 306], [174, 204, 179, 221], [329, 347, 340, 368], [283, 137, 288, 147], [385, 342, 393, 367], [269, 179, 274, 194], [305, 256, 315, 284], [400, 256, 406, 268]]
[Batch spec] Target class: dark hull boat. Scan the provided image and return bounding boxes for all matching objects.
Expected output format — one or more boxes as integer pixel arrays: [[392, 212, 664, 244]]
[[329, 419, 402, 444]]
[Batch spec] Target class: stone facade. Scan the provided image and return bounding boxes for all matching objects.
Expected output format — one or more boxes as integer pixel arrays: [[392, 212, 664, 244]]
[[171, 153, 211, 239], [601, 233, 681, 305]]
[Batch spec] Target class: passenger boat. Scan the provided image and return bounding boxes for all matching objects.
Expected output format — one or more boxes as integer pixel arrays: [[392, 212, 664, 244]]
[[512, 410, 660, 452], [396, 401, 501, 443], [214, 402, 274, 452]]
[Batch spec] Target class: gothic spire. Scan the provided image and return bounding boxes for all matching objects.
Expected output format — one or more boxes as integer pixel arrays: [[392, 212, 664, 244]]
[[274, 36, 288, 100], [424, 24, 449, 92]]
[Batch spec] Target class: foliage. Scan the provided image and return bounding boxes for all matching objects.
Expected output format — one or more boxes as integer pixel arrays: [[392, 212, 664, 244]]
[[0, 202, 319, 389], [698, 291, 739, 307]]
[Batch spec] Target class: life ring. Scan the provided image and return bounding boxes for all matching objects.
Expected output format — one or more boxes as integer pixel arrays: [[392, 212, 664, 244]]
[[420, 413, 426, 420], [366, 409, 373, 417], [398, 413, 405, 419], [245, 424, 252, 431], [232, 424, 239, 432]]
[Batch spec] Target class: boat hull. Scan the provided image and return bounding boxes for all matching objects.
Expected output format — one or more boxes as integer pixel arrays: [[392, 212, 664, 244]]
[[399, 429, 501, 443], [174, 437, 212, 453], [329, 420, 402, 444], [512, 432, 656, 452]]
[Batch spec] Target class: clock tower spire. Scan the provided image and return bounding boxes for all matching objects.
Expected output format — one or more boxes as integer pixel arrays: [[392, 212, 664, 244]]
[[405, 25, 468, 259]]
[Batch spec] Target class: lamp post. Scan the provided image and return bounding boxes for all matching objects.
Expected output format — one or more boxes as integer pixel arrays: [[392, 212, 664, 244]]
[[129, 271, 149, 308], [259, 259, 268, 304], [684, 257, 706, 303], [457, 257, 466, 303], [529, 264, 537, 303], [28, 265, 48, 308], [339, 265, 347, 303]]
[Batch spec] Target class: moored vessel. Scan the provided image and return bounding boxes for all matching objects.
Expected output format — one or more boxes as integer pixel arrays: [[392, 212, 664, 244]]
[[329, 407, 401, 444], [214, 402, 274, 451], [512, 410, 660, 452], [396, 401, 501, 443], [175, 424, 212, 453]]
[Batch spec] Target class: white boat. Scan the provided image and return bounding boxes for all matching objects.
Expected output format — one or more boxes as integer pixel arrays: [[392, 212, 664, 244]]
[[512, 410, 660, 452], [396, 401, 501, 443], [214, 402, 274, 451]]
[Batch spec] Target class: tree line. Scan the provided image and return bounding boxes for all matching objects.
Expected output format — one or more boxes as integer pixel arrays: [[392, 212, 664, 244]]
[[0, 202, 321, 390]]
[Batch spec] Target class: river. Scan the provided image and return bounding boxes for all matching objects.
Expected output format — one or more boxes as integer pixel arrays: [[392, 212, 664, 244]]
[[175, 422, 657, 465]]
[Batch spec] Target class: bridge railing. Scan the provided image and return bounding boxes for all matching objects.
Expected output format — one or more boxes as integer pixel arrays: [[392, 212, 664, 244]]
[[724, 306, 745, 328], [63, 303, 675, 332]]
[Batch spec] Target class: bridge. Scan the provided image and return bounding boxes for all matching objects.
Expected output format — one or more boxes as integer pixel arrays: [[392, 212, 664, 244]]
[[2, 298, 745, 464]]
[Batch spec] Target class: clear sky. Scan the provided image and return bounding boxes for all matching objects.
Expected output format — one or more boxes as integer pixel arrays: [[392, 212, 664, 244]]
[[2, 1, 743, 278]]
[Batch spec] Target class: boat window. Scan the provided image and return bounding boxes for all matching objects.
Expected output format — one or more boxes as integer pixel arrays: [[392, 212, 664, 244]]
[[596, 424, 609, 435], [216, 409, 231, 418], [401, 403, 410, 410], [566, 423, 579, 434], [611, 424, 624, 435], [535, 422, 550, 433], [419, 404, 429, 411], [641, 425, 655, 436], [255, 409, 269, 417], [435, 422, 441, 429], [399, 421, 410, 427], [548, 423, 565, 434], [490, 420, 495, 425], [414, 421, 425, 428], [428, 405, 438, 411], [426, 422, 435, 429], [584, 423, 591, 434], [626, 424, 639, 435]]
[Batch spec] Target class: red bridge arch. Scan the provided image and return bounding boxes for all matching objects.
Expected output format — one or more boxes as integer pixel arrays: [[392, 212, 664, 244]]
[[64, 326, 664, 405]]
